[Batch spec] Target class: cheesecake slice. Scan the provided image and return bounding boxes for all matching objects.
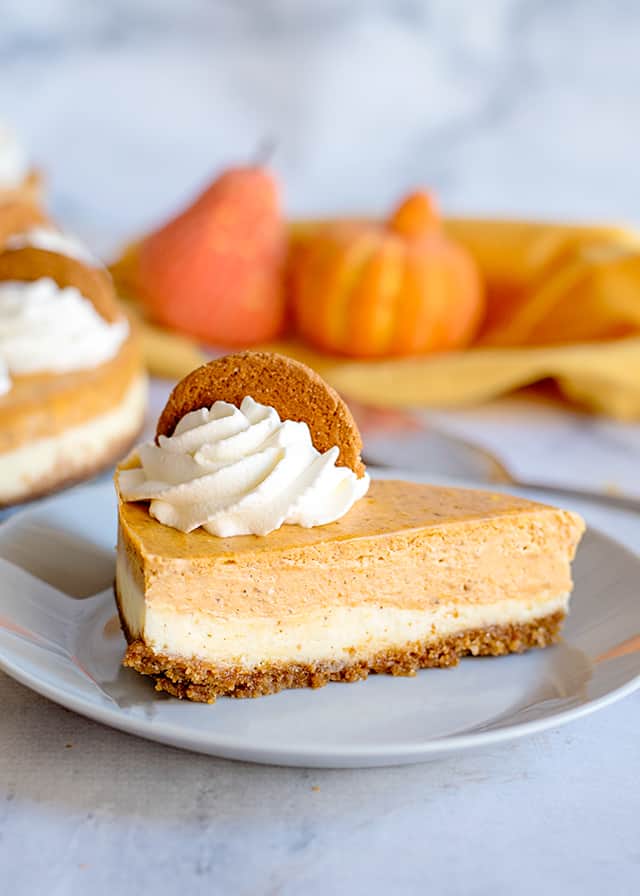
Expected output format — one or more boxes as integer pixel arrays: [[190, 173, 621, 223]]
[[115, 351, 584, 703], [116, 478, 583, 702], [0, 232, 146, 506]]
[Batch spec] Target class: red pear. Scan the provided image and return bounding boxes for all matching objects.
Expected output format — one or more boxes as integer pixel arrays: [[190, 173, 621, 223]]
[[135, 165, 286, 346]]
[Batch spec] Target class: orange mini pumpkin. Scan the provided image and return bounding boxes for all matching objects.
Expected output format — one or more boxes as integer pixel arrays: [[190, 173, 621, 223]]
[[290, 192, 485, 358]]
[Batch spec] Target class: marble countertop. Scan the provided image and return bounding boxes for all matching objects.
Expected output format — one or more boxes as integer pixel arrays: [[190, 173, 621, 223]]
[[1, 2, 640, 893]]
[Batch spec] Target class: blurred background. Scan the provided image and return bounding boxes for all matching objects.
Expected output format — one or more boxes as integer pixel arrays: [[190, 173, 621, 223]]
[[2, 0, 640, 255], [1, 0, 639, 497]]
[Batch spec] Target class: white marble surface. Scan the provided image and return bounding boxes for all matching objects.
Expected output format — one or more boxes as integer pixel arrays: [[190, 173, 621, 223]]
[[1, 2, 640, 893], [3, 0, 640, 254]]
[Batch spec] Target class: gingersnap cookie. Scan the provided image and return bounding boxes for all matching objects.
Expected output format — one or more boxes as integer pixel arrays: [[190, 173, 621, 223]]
[[156, 350, 366, 476], [0, 244, 118, 322]]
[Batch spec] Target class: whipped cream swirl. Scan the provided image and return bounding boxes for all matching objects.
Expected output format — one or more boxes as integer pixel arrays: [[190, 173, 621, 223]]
[[0, 277, 128, 386], [0, 124, 28, 188], [6, 228, 99, 266], [119, 397, 370, 537]]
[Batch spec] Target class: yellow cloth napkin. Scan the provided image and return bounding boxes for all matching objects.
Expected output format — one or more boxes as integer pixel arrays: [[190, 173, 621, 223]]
[[111, 218, 640, 419]]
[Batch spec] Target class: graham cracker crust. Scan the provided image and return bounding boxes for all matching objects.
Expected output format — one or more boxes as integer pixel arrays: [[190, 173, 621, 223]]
[[116, 588, 565, 704]]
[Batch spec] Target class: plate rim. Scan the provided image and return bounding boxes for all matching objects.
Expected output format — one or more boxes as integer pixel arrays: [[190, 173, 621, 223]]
[[1, 476, 640, 767]]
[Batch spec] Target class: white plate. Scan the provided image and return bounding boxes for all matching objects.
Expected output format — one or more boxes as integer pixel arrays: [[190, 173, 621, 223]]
[[0, 477, 639, 768]]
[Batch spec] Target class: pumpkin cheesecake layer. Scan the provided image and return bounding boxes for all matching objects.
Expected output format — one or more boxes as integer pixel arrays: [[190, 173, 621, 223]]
[[0, 373, 146, 505], [116, 479, 584, 702], [0, 328, 146, 505]]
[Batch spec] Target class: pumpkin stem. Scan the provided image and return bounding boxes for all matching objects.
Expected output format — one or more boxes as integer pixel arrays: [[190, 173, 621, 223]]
[[388, 191, 439, 238]]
